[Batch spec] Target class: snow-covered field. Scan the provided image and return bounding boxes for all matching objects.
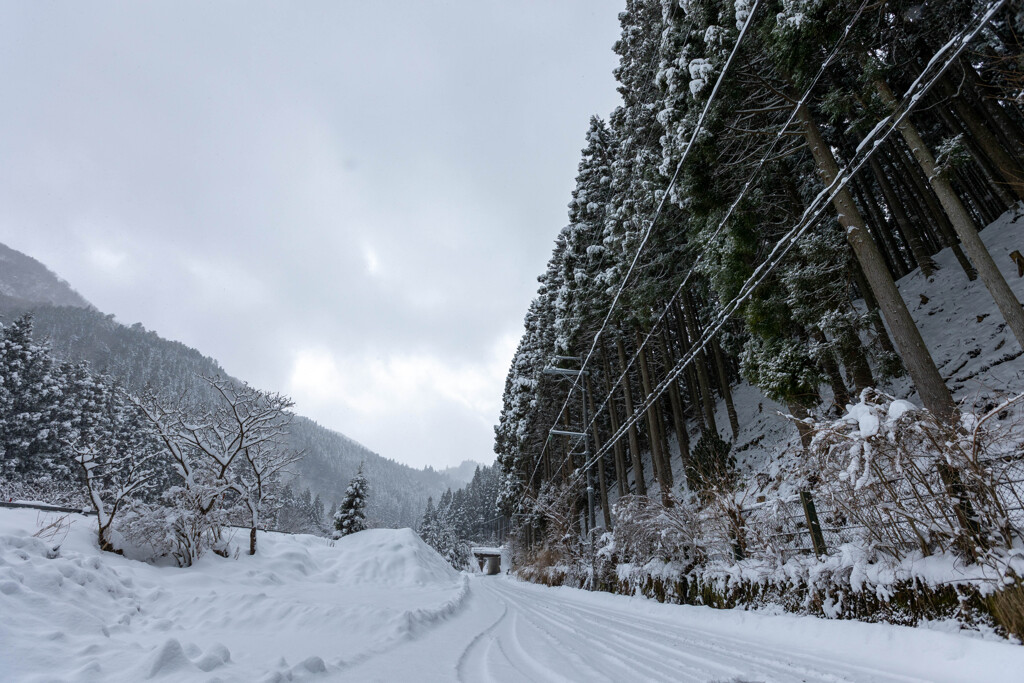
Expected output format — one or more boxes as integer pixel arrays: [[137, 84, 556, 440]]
[[2, 508, 1023, 682], [0, 509, 466, 681]]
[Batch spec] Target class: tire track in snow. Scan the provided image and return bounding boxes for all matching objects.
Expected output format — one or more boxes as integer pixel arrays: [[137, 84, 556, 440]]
[[471, 578, 933, 683], [456, 601, 510, 682], [520, 588, 930, 683], [486, 579, 795, 682]]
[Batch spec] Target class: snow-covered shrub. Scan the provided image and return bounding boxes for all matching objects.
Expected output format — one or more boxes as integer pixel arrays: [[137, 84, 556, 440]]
[[611, 495, 703, 566], [686, 433, 735, 498], [122, 484, 229, 567], [740, 495, 807, 562], [114, 501, 178, 563], [803, 389, 1024, 562]]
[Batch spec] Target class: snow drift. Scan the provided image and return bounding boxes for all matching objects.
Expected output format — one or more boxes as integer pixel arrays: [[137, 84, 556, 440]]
[[0, 509, 467, 682], [331, 527, 460, 587]]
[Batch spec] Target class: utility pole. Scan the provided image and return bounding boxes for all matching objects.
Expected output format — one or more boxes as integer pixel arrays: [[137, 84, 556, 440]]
[[544, 356, 596, 536]]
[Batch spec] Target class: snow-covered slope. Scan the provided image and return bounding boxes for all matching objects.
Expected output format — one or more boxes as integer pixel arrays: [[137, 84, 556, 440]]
[[0, 242, 91, 309], [442, 460, 489, 485], [636, 206, 1024, 504], [0, 248, 462, 528], [0, 510, 466, 682]]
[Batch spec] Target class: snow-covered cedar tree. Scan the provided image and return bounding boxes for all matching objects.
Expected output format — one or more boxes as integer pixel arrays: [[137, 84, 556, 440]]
[[419, 489, 469, 569], [334, 464, 368, 538], [417, 496, 436, 542], [0, 315, 66, 482], [277, 485, 327, 535]]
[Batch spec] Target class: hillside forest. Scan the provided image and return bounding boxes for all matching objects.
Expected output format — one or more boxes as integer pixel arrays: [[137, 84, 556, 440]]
[[492, 0, 1024, 634]]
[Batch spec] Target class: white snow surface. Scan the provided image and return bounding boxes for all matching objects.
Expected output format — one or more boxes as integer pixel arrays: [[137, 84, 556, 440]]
[[843, 401, 881, 438], [0, 510, 466, 682], [3, 508, 1024, 682]]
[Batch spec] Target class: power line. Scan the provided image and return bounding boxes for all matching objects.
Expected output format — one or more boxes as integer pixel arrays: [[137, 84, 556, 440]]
[[527, 0, 872, 506], [559, 0, 1008, 496], [517, 0, 765, 506]]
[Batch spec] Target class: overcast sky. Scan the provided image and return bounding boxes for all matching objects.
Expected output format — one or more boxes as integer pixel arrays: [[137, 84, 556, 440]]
[[0, 1, 624, 470]]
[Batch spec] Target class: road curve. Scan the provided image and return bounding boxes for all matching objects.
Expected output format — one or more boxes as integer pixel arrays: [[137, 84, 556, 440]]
[[456, 579, 917, 683], [342, 574, 1024, 683]]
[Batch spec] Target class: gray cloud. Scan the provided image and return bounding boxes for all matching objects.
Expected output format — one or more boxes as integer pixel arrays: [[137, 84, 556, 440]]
[[0, 0, 624, 468]]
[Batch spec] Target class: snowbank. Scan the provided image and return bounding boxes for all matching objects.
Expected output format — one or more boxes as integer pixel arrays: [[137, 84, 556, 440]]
[[332, 527, 460, 587], [0, 509, 467, 682]]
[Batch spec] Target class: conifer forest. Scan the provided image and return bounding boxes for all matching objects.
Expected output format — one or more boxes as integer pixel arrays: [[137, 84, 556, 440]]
[[493, 0, 1024, 634]]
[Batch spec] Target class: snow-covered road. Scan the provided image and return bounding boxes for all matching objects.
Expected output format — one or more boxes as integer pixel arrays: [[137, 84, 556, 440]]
[[348, 574, 1023, 683], [4, 510, 1024, 682]]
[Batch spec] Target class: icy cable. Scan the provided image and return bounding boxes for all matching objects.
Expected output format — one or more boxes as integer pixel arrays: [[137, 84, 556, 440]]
[[555, 0, 873, 466], [527, 0, 872, 507], [520, 0, 765, 506], [557, 0, 1010, 497]]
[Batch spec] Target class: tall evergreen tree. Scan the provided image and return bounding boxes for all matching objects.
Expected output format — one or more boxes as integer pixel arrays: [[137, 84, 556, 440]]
[[333, 464, 368, 538]]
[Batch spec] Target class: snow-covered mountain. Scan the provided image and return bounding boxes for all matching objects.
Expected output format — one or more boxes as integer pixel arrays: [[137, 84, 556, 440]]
[[0, 241, 460, 527], [442, 459, 489, 485], [0, 242, 91, 309]]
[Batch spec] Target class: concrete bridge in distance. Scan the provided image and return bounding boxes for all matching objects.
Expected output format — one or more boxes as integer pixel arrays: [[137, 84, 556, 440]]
[[470, 547, 503, 575]]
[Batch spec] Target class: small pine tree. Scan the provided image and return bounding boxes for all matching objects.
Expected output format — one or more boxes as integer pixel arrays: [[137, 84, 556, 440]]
[[333, 464, 368, 538], [418, 496, 436, 541]]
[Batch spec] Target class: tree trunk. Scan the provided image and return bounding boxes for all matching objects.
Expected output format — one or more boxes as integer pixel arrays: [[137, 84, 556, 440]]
[[810, 327, 851, 410], [878, 80, 1024, 353], [636, 330, 672, 505], [671, 303, 707, 432], [656, 403, 675, 489], [943, 81, 1024, 200], [956, 59, 1024, 165], [852, 174, 911, 277], [601, 342, 629, 498], [797, 102, 957, 422], [841, 334, 875, 394], [542, 437, 550, 482], [250, 526, 257, 555], [788, 401, 814, 449], [680, 295, 719, 434], [891, 141, 979, 281], [659, 328, 692, 473], [710, 337, 739, 440], [957, 164, 1006, 224], [561, 411, 573, 483], [615, 335, 647, 497], [585, 375, 612, 529], [848, 258, 901, 367], [935, 102, 1020, 206], [870, 154, 938, 277]]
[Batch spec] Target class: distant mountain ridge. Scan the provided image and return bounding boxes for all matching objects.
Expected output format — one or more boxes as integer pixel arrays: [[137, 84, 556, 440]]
[[442, 460, 490, 484], [0, 241, 459, 527], [0, 243, 92, 309]]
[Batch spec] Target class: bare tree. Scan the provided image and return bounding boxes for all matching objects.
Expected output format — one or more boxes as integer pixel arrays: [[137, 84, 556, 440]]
[[134, 375, 300, 562], [235, 438, 302, 554]]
